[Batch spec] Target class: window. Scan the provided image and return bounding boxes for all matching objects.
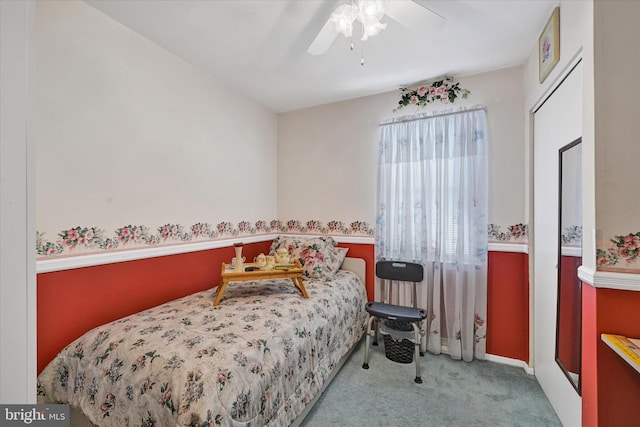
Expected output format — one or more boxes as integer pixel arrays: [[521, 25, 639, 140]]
[[376, 108, 488, 265]]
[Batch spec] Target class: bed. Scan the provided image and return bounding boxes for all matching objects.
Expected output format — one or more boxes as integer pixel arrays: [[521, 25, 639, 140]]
[[37, 239, 367, 427]]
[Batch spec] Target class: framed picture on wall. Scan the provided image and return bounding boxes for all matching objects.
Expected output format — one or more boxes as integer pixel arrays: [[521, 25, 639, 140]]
[[539, 7, 560, 83]]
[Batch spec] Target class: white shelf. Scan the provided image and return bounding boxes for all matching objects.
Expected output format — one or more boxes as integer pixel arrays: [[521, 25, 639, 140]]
[[601, 333, 640, 375]]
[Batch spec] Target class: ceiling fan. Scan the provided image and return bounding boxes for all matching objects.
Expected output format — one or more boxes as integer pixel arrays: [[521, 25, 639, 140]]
[[307, 0, 446, 56]]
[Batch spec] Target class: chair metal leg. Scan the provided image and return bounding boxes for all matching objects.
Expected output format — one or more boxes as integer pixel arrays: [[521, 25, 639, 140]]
[[419, 320, 425, 357], [372, 318, 379, 346], [362, 316, 375, 369], [412, 322, 422, 383]]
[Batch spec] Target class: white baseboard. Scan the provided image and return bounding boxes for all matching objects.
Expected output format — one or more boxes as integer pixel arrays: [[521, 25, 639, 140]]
[[441, 341, 533, 375], [487, 242, 528, 253], [485, 353, 534, 375]]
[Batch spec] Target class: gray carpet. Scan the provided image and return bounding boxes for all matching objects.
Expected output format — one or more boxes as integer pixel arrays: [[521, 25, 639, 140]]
[[301, 338, 561, 427]]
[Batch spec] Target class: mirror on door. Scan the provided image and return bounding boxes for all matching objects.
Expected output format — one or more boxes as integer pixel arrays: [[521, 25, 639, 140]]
[[556, 137, 582, 394]]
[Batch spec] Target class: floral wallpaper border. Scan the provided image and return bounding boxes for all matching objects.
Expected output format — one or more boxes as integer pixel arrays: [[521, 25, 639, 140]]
[[37, 220, 534, 258], [561, 225, 583, 246], [37, 221, 640, 271], [596, 231, 640, 271], [36, 220, 375, 257], [487, 223, 528, 242]]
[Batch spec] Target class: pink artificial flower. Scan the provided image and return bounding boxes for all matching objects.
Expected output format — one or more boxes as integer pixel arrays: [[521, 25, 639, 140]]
[[410, 95, 419, 104], [416, 85, 428, 96], [429, 87, 436, 96], [436, 86, 445, 95]]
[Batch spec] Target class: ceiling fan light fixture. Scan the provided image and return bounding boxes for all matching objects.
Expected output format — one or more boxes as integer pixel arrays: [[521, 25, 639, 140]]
[[360, 20, 387, 41], [330, 4, 357, 37], [357, 0, 386, 24], [307, 0, 445, 57], [331, 0, 388, 40]]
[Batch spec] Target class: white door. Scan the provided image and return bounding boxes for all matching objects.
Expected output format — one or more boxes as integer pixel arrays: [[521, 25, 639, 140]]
[[533, 60, 583, 426]]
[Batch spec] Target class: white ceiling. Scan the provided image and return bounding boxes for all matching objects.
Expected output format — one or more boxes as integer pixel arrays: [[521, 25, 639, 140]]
[[84, 0, 557, 113]]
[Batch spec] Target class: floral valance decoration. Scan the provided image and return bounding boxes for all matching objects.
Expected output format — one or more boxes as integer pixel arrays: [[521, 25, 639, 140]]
[[393, 76, 470, 112]]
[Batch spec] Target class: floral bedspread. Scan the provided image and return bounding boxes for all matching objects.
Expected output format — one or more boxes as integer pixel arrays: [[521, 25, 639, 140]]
[[37, 270, 367, 427]]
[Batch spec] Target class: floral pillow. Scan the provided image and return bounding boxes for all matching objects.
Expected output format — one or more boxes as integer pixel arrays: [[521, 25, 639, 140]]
[[269, 235, 348, 279]]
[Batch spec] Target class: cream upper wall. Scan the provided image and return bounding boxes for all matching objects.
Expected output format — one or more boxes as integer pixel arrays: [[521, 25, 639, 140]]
[[34, 1, 278, 242], [523, 1, 589, 107], [593, 0, 640, 271], [278, 66, 527, 231], [277, 94, 378, 224]]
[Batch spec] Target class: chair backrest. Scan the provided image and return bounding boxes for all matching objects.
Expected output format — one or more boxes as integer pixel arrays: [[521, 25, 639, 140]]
[[375, 261, 423, 283]]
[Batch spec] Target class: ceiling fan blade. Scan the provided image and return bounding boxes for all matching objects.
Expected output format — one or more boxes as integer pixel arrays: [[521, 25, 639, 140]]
[[385, 0, 446, 33], [307, 18, 339, 55]]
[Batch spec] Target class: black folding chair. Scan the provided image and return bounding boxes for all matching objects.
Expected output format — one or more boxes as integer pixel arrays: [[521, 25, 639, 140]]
[[362, 260, 427, 383]]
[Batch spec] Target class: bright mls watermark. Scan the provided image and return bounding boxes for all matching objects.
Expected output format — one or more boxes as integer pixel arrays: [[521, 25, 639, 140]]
[[0, 405, 69, 426]]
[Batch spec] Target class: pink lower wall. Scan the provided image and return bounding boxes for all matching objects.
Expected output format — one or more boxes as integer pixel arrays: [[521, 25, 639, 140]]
[[486, 251, 529, 362], [37, 241, 272, 373], [582, 284, 640, 427], [37, 244, 527, 374]]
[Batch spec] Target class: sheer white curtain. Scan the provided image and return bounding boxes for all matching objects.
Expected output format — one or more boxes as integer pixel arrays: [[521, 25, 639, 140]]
[[376, 106, 489, 362]]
